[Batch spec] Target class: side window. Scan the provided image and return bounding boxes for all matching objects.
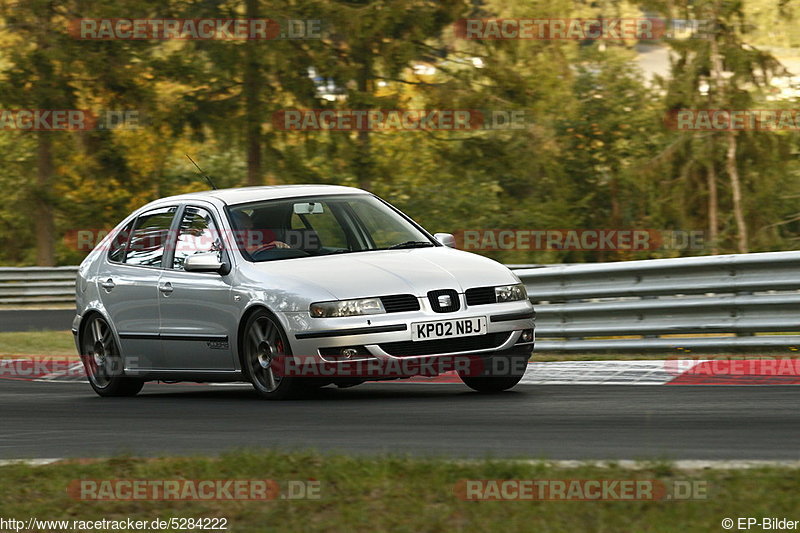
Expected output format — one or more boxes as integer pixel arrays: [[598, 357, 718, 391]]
[[173, 206, 222, 270], [107, 220, 134, 263], [123, 206, 177, 268]]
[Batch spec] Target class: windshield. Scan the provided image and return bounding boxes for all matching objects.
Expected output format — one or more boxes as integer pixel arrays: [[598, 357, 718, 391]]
[[227, 194, 435, 262]]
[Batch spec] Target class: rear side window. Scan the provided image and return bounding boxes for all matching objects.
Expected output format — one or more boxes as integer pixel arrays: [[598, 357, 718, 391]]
[[107, 220, 134, 263], [124, 206, 177, 267]]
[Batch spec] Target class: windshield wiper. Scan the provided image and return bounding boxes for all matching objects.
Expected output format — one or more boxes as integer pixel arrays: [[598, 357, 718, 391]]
[[386, 240, 435, 250], [323, 242, 435, 254]]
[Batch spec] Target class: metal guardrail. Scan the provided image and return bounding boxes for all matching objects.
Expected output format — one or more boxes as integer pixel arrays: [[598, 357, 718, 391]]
[[4, 252, 800, 352], [0, 266, 79, 305], [512, 251, 800, 351]]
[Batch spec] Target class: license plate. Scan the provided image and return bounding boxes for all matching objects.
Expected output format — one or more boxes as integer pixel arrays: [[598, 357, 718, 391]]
[[411, 317, 487, 341]]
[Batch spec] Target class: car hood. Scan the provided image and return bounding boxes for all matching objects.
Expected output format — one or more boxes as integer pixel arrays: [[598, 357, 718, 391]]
[[247, 247, 519, 300]]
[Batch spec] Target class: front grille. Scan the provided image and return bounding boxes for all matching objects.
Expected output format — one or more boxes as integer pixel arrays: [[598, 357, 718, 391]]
[[379, 332, 510, 357], [380, 294, 421, 313], [465, 286, 496, 306], [427, 289, 460, 313]]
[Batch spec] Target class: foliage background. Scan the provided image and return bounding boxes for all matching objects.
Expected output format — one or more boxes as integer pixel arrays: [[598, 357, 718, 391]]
[[0, 0, 797, 266]]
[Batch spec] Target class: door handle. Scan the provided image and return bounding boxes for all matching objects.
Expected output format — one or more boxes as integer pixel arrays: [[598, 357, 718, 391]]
[[100, 278, 115, 291], [158, 282, 174, 295]]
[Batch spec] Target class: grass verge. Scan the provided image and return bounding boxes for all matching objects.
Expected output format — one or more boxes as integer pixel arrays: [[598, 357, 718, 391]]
[[0, 451, 797, 532], [0, 330, 77, 358]]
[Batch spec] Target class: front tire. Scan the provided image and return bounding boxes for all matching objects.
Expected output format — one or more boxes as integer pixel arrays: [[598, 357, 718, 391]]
[[458, 347, 531, 393], [80, 315, 144, 397], [241, 309, 308, 400]]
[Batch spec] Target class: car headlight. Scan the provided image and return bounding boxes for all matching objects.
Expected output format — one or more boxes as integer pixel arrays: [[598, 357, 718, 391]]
[[310, 298, 386, 318], [495, 283, 527, 303]]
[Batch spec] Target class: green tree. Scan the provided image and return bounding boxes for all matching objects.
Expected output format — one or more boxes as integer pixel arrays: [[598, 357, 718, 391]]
[[648, 0, 794, 253]]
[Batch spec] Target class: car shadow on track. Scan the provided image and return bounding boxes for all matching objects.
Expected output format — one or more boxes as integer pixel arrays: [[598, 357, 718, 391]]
[[132, 382, 529, 402]]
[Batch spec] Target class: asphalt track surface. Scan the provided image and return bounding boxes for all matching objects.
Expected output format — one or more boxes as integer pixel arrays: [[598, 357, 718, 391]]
[[0, 309, 74, 332], [1, 380, 798, 461]]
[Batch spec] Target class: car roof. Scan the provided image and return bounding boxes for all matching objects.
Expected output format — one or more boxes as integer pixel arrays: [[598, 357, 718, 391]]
[[150, 184, 369, 207]]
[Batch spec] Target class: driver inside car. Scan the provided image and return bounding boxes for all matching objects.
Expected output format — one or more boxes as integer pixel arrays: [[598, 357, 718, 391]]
[[232, 209, 291, 253]]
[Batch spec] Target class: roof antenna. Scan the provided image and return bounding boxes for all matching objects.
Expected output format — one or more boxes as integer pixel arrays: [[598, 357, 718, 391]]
[[186, 154, 218, 190]]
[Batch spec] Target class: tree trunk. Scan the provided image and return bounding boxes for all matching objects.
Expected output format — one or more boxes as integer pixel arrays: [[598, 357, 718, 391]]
[[35, 132, 55, 266], [706, 161, 719, 254], [354, 58, 373, 190], [726, 131, 748, 253], [244, 0, 262, 186], [355, 132, 372, 190], [608, 173, 620, 227], [709, 0, 747, 253]]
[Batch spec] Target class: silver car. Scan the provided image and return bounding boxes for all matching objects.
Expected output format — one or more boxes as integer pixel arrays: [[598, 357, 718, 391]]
[[73, 185, 535, 399]]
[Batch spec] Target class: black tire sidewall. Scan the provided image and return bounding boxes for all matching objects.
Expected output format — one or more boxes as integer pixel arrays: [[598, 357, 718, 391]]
[[81, 316, 143, 397], [458, 347, 531, 393], [241, 309, 305, 400]]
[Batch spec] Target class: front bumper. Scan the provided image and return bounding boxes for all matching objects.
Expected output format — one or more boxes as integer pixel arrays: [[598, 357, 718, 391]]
[[71, 313, 82, 353], [282, 299, 535, 364]]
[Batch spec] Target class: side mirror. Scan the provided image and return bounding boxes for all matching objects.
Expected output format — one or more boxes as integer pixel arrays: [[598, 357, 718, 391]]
[[184, 252, 226, 273], [434, 233, 457, 248]]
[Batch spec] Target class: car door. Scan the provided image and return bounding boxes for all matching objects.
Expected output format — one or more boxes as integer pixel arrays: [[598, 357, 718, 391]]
[[97, 205, 177, 371], [157, 203, 237, 371]]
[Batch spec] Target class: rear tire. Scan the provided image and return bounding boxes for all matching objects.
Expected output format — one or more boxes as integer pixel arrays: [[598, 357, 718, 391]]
[[80, 315, 144, 397], [458, 346, 531, 393], [241, 309, 309, 400]]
